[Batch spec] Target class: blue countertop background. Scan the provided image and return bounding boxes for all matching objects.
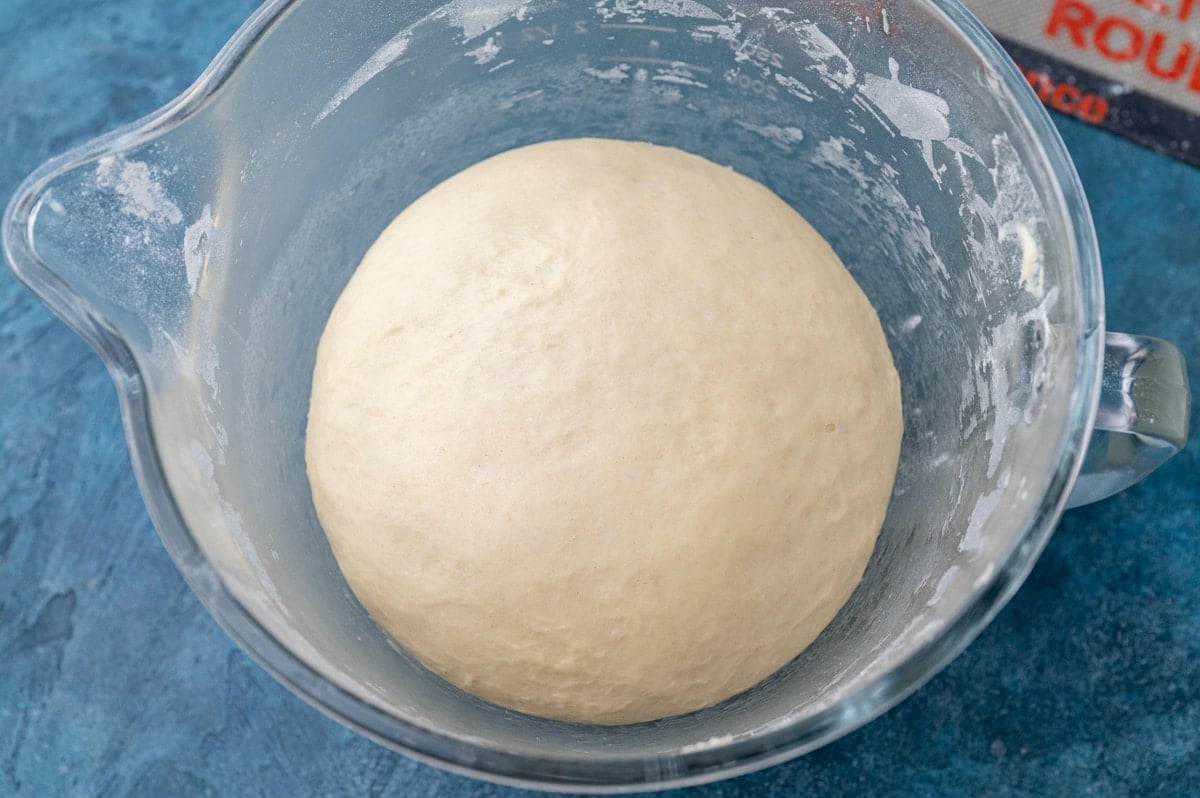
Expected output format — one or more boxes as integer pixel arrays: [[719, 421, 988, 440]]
[[1, 1, 1198, 795]]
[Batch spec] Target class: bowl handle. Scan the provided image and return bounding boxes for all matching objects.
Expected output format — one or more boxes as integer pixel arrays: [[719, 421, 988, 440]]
[[1066, 333, 1191, 508]]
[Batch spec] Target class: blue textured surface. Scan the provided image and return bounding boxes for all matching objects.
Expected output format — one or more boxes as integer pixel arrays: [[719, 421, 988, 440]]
[[1, 1, 1197, 795]]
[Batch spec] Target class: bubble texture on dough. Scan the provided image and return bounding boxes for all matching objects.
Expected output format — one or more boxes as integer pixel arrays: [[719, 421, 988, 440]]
[[306, 138, 902, 725]]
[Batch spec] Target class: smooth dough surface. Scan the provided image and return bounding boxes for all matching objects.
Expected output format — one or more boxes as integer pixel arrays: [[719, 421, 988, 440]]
[[306, 138, 902, 725]]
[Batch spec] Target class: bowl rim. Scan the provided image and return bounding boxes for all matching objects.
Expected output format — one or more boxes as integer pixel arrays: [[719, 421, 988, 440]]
[[1, 0, 1105, 791]]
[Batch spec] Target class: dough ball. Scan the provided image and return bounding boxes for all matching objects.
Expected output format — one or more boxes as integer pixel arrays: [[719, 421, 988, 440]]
[[306, 138, 902, 725]]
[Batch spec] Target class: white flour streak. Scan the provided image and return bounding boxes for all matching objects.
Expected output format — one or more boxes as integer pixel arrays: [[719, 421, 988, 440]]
[[314, 30, 412, 126], [859, 58, 950, 142], [183, 204, 214, 296], [315, 1, 530, 125], [466, 35, 502, 65], [444, 0, 530, 40], [95, 155, 183, 225], [734, 121, 804, 151], [585, 63, 632, 82]]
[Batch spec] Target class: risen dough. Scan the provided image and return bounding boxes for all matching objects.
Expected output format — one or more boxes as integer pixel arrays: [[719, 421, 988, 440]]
[[306, 138, 902, 725]]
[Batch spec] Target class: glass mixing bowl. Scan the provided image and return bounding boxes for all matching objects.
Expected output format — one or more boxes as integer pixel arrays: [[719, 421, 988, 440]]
[[3, 0, 1189, 791]]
